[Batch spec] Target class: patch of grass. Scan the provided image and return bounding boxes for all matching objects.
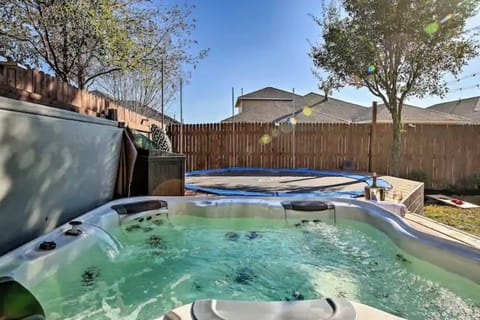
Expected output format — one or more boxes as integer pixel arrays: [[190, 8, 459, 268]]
[[424, 205, 480, 237]]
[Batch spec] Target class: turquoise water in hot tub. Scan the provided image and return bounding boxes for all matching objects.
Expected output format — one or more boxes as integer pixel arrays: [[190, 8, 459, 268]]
[[30, 215, 480, 320]]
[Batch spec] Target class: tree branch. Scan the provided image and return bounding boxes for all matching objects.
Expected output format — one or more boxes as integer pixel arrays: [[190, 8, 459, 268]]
[[0, 31, 30, 43], [85, 67, 122, 85], [364, 78, 389, 106], [34, 3, 64, 80]]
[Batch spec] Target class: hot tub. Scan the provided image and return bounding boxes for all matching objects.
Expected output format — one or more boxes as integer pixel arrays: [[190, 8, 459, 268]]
[[1, 197, 479, 320]]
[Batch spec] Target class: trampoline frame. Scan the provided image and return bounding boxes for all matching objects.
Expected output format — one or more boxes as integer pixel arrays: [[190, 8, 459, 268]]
[[185, 167, 391, 198]]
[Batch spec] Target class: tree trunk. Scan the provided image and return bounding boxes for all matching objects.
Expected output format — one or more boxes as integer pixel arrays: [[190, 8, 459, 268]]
[[391, 115, 402, 176], [78, 75, 85, 90]]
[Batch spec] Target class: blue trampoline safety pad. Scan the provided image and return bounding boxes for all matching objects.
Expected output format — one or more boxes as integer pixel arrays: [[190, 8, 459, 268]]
[[185, 167, 391, 198]]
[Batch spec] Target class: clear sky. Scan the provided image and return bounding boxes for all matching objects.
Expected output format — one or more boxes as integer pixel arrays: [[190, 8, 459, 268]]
[[166, 0, 480, 123]]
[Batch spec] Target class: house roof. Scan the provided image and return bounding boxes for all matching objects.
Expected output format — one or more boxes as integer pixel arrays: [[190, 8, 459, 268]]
[[274, 97, 366, 124], [235, 87, 325, 107], [274, 107, 350, 124], [309, 97, 367, 122], [427, 96, 480, 123], [223, 100, 303, 122], [89, 90, 113, 100], [353, 103, 472, 123], [89, 90, 179, 124], [237, 87, 298, 102], [119, 100, 180, 124], [226, 87, 366, 123], [302, 92, 324, 106]]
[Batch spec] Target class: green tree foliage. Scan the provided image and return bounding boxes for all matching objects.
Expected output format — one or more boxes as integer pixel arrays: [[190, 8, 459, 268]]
[[0, 0, 206, 90], [311, 0, 479, 176]]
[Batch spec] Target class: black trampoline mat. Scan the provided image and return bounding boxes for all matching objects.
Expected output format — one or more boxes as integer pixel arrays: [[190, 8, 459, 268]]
[[186, 175, 366, 193]]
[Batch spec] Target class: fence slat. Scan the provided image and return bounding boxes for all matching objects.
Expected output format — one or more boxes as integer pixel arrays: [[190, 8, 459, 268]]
[[169, 122, 480, 188], [0, 64, 166, 134]]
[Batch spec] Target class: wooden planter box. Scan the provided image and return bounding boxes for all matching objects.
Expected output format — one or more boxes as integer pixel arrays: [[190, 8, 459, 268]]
[[131, 149, 185, 196]]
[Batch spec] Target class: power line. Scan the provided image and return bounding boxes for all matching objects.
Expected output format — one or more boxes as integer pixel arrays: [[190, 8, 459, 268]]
[[465, 24, 480, 33], [446, 72, 479, 85], [449, 83, 480, 92]]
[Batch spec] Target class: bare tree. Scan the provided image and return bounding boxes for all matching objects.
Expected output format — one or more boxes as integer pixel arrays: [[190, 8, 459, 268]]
[[0, 0, 207, 91], [95, 3, 208, 115]]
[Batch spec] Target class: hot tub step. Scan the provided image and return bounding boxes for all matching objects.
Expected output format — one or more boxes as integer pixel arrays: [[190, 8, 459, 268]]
[[185, 298, 356, 320]]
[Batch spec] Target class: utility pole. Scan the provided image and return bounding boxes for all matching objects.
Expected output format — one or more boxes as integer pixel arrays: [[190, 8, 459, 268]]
[[292, 88, 296, 168], [161, 60, 165, 128], [368, 101, 378, 172], [180, 77, 183, 154]]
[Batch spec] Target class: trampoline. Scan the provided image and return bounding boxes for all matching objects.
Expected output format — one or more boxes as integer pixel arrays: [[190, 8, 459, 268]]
[[185, 167, 391, 198]]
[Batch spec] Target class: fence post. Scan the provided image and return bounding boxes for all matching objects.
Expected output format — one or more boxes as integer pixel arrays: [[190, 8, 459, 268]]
[[368, 101, 377, 172], [292, 88, 296, 168]]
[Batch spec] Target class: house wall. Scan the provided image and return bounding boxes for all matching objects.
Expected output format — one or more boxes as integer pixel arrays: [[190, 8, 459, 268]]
[[229, 100, 295, 122], [0, 96, 123, 255], [239, 99, 291, 113], [237, 100, 257, 113]]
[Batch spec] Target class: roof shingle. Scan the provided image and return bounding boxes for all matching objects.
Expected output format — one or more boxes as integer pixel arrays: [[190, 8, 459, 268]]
[[223, 100, 301, 122], [428, 96, 480, 123], [353, 104, 472, 123], [225, 87, 367, 123], [238, 87, 297, 101], [309, 97, 367, 122]]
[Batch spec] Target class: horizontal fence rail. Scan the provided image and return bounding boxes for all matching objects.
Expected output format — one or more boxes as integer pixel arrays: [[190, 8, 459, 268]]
[[169, 123, 480, 189]]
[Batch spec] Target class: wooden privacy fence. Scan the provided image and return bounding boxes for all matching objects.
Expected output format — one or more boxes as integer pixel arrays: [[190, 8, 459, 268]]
[[169, 123, 480, 189], [0, 61, 161, 133]]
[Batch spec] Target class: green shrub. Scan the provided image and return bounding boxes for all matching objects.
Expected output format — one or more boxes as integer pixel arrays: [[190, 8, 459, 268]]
[[471, 171, 480, 190], [407, 169, 431, 185]]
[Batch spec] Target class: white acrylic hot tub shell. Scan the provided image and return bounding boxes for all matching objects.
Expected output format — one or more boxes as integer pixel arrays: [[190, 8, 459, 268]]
[[1, 196, 479, 320]]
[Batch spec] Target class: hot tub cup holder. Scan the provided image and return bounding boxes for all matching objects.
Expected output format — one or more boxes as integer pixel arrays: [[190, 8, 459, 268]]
[[38, 241, 56, 251], [65, 221, 83, 236]]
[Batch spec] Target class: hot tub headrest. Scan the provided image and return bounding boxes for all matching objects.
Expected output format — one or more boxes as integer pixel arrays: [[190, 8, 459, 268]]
[[111, 200, 167, 215], [0, 276, 45, 320], [282, 201, 334, 211], [188, 298, 356, 320]]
